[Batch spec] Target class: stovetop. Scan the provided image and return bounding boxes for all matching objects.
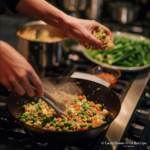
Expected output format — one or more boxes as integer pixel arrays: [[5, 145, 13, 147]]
[[0, 50, 150, 150]]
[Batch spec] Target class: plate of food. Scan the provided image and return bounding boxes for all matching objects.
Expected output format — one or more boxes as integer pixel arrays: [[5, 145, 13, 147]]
[[82, 31, 150, 72]]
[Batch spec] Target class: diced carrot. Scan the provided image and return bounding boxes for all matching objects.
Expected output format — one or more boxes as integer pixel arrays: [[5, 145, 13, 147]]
[[81, 127, 88, 130], [47, 127, 50, 130], [63, 98, 68, 102], [81, 119, 85, 122], [25, 105, 28, 112], [74, 104, 80, 111], [89, 102, 95, 107], [78, 95, 84, 100], [93, 118, 97, 127], [95, 105, 101, 111], [57, 90, 61, 94]]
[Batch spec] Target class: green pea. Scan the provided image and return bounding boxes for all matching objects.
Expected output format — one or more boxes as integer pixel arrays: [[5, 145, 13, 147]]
[[51, 120, 55, 123], [82, 102, 86, 105], [81, 115, 84, 119], [31, 102, 35, 105], [38, 112, 42, 115], [90, 105, 93, 107], [22, 113, 26, 116], [68, 122, 72, 126], [103, 117, 106, 121], [21, 116, 24, 118], [104, 121, 107, 124], [98, 27, 102, 29], [87, 101, 90, 104], [77, 112, 80, 115], [96, 32, 99, 35], [99, 105, 102, 108], [62, 127, 66, 131], [31, 116, 34, 120], [22, 105, 25, 109], [64, 122, 69, 126], [87, 119, 91, 122], [67, 111, 71, 114], [56, 127, 60, 130], [62, 119, 65, 122], [46, 117, 51, 122], [88, 124, 92, 128], [50, 122, 54, 126], [42, 122, 46, 127], [102, 30, 104, 33], [80, 124, 84, 127], [25, 118, 28, 121], [87, 107, 90, 109], [27, 114, 30, 117], [22, 119, 26, 123], [74, 129, 76, 131], [33, 118, 37, 122], [69, 126, 73, 130], [35, 107, 39, 111], [81, 111, 84, 115], [38, 105, 41, 109], [73, 118, 77, 121], [85, 115, 88, 118], [84, 108, 87, 111], [93, 112, 96, 115], [82, 106, 86, 108], [102, 35, 106, 38]]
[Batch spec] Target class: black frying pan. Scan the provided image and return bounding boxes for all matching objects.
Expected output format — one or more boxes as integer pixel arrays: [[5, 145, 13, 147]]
[[7, 78, 121, 145]]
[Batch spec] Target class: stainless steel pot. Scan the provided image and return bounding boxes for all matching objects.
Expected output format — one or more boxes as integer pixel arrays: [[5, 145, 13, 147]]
[[17, 20, 71, 77], [109, 2, 140, 24]]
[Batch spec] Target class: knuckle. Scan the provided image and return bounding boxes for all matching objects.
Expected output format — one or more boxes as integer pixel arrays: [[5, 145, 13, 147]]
[[8, 76, 15, 84]]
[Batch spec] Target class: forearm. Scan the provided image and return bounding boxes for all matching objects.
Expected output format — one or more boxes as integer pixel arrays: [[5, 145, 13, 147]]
[[16, 0, 71, 31]]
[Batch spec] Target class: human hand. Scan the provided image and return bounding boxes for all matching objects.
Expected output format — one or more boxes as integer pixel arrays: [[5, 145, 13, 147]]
[[0, 41, 43, 97], [63, 17, 114, 50]]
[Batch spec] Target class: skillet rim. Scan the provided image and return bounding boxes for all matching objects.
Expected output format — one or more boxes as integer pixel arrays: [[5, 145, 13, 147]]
[[7, 77, 121, 134]]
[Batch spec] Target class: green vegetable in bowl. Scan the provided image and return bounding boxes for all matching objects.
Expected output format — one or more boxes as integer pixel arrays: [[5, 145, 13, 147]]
[[85, 36, 150, 67]]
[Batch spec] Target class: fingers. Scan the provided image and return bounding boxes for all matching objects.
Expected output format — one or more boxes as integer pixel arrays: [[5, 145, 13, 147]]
[[100, 24, 114, 42], [29, 71, 43, 98], [20, 77, 35, 97], [10, 78, 25, 96], [85, 34, 106, 50]]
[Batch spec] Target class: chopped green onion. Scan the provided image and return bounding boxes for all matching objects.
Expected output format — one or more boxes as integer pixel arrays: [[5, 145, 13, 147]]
[[35, 107, 39, 111], [21, 116, 24, 118], [51, 120, 55, 123], [77, 112, 80, 115], [69, 126, 73, 130], [85, 115, 88, 118], [98, 27, 102, 30], [84, 108, 87, 111], [27, 114, 30, 117], [38, 105, 41, 109], [96, 32, 99, 35], [74, 129, 76, 131], [80, 124, 87, 127], [64, 122, 69, 126], [68, 122, 72, 126], [104, 121, 107, 124], [90, 105, 93, 107], [87, 101, 90, 104], [102, 30, 104, 33], [31, 102, 35, 105]]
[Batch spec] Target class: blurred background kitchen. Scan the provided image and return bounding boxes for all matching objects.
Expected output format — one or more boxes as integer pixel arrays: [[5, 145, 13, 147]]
[[1, 0, 150, 49]]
